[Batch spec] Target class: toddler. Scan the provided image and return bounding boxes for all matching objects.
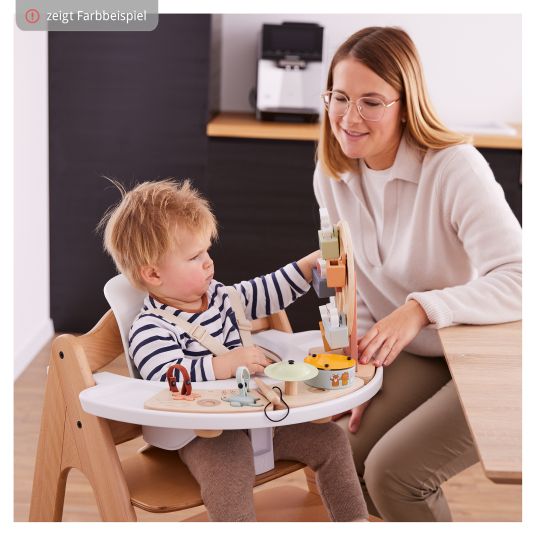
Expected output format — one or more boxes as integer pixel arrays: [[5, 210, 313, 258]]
[[99, 178, 368, 522]]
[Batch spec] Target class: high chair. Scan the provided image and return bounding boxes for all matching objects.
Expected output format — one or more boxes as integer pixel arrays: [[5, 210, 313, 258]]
[[29, 274, 329, 521]]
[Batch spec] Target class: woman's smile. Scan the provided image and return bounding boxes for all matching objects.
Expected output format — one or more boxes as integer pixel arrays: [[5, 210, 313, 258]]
[[342, 127, 369, 139]]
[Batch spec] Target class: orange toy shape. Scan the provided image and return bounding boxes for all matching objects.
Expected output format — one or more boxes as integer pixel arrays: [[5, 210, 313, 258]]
[[166, 364, 201, 401]]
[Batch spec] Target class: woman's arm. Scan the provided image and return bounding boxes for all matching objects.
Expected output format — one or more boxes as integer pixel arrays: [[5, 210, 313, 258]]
[[407, 147, 521, 328], [360, 147, 521, 366]]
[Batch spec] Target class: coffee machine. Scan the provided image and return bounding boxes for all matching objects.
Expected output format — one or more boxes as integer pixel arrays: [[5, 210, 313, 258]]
[[256, 22, 324, 123]]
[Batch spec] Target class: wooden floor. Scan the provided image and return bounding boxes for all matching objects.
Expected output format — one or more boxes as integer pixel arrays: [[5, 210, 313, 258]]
[[14, 336, 522, 522]]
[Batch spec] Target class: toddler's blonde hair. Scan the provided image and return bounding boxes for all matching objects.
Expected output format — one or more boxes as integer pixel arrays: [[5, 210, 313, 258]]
[[98, 178, 218, 289]]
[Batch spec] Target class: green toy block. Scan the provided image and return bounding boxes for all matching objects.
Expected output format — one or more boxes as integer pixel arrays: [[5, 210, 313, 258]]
[[318, 228, 339, 260]]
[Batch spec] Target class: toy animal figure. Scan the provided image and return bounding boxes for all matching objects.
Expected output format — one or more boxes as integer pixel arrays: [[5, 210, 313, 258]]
[[330, 374, 340, 388], [341, 371, 349, 386], [222, 366, 262, 408]]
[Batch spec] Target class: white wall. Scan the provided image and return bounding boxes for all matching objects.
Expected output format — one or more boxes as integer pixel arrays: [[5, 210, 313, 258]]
[[14, 26, 53, 379], [220, 14, 521, 126]]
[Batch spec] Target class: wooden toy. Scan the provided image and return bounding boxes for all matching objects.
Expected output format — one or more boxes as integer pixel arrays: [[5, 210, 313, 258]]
[[144, 372, 367, 414], [304, 353, 355, 369], [312, 265, 336, 299], [166, 364, 201, 401], [326, 257, 346, 288], [307, 345, 344, 356], [304, 353, 357, 390], [263, 359, 318, 396], [318, 320, 333, 352], [253, 377, 284, 410], [221, 366, 262, 407], [315, 210, 357, 362], [317, 258, 327, 278], [318, 228, 340, 260], [356, 363, 376, 384], [319, 299, 350, 349]]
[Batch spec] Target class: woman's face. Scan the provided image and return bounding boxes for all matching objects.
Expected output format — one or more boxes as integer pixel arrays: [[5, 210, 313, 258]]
[[329, 58, 404, 170]]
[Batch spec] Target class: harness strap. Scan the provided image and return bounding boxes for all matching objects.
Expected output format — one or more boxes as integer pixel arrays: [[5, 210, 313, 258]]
[[145, 289, 281, 361], [225, 286, 254, 347], [144, 307, 228, 355]]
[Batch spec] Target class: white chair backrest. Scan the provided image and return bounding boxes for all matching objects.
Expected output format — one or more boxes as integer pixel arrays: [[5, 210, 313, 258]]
[[104, 274, 146, 379]]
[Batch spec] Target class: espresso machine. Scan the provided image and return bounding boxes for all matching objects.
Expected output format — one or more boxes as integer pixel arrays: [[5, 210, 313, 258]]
[[256, 22, 324, 123]]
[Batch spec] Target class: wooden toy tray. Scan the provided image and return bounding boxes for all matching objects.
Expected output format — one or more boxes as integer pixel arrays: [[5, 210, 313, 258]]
[[144, 374, 365, 414]]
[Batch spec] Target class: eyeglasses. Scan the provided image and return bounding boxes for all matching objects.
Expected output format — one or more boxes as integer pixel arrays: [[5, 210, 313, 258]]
[[321, 91, 400, 122]]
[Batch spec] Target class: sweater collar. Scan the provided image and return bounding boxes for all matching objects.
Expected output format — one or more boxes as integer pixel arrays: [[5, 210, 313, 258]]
[[391, 133, 426, 184]]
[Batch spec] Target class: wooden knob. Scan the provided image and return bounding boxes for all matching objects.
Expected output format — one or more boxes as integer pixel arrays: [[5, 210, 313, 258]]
[[194, 429, 222, 438]]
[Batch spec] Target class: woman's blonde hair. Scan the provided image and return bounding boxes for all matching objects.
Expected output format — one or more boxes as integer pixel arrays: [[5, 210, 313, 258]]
[[98, 178, 218, 289], [318, 26, 471, 179]]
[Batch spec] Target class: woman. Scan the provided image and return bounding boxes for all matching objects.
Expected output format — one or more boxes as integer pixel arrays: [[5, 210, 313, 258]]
[[314, 26, 521, 521]]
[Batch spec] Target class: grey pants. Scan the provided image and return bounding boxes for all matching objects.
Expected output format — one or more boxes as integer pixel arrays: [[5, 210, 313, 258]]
[[179, 421, 368, 521], [337, 350, 479, 521]]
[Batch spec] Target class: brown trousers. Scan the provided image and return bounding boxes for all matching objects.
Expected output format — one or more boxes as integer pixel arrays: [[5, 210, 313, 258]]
[[179, 421, 368, 521], [337, 350, 479, 521]]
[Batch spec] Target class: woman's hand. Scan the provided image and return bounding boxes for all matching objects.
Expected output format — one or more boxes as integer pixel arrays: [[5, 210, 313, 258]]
[[358, 300, 429, 367]]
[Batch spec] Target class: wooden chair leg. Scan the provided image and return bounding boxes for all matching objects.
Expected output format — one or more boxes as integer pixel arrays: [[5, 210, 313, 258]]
[[31, 338, 138, 521], [29, 362, 70, 521], [304, 467, 320, 495], [58, 336, 138, 521]]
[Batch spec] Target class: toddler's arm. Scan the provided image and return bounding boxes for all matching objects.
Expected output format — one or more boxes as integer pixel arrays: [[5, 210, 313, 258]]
[[232, 251, 321, 320], [129, 318, 275, 382], [129, 321, 213, 382]]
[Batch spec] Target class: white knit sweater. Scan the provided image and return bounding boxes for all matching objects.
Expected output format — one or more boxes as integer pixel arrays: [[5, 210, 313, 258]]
[[313, 134, 522, 356]]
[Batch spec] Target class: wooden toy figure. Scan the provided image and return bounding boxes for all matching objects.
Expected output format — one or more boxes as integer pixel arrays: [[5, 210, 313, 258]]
[[221, 366, 262, 407], [167, 364, 201, 401], [314, 208, 358, 362]]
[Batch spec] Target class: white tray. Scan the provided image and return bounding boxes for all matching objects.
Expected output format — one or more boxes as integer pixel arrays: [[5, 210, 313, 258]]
[[79, 367, 382, 430], [80, 329, 383, 430]]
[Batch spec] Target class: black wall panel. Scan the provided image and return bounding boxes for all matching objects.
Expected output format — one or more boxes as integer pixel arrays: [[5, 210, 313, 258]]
[[49, 15, 213, 331], [478, 148, 522, 225], [207, 138, 320, 333]]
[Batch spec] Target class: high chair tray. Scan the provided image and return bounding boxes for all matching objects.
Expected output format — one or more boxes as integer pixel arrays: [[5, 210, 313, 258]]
[[79, 367, 382, 430], [80, 329, 383, 429]]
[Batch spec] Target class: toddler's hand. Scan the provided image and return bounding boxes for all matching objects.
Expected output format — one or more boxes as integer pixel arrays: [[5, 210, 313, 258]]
[[297, 249, 322, 283], [212, 346, 272, 379]]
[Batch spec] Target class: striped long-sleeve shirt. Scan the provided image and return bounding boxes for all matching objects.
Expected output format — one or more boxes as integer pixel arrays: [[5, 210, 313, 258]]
[[128, 262, 310, 382]]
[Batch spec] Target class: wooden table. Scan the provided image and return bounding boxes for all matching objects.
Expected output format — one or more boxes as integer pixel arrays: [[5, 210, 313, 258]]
[[438, 321, 522, 484]]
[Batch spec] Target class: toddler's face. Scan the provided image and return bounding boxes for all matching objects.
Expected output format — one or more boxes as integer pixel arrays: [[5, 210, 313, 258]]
[[156, 229, 214, 305]]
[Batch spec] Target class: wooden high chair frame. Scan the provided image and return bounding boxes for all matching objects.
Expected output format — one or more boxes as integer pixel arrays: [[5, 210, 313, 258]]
[[29, 307, 326, 522]]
